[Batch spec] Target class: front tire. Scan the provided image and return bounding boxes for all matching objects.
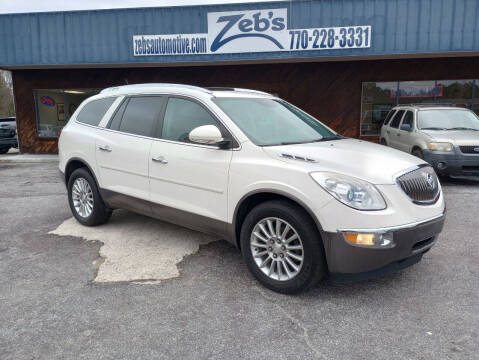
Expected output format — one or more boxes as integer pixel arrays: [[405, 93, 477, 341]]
[[0, 146, 10, 154], [240, 200, 326, 294], [412, 148, 424, 159], [67, 168, 112, 226]]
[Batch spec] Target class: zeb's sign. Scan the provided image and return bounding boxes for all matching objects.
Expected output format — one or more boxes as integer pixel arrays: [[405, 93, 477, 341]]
[[133, 8, 371, 56]]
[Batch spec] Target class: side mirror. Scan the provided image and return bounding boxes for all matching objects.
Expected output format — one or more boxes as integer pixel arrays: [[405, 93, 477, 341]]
[[400, 124, 412, 132], [189, 125, 232, 149]]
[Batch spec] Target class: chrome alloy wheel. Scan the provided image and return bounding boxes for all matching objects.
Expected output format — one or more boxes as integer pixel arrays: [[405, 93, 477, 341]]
[[250, 217, 304, 281], [72, 178, 94, 218]]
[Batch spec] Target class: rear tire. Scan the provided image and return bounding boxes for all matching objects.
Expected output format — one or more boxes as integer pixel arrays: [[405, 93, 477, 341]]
[[240, 200, 326, 294], [380, 139, 387, 146], [67, 168, 112, 226], [412, 148, 424, 159], [0, 146, 10, 154]]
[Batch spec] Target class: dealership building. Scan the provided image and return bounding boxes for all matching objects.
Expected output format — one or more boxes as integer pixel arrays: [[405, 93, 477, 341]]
[[0, 0, 478, 154]]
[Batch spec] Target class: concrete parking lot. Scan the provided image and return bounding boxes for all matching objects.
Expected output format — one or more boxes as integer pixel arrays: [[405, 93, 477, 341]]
[[0, 162, 478, 360]]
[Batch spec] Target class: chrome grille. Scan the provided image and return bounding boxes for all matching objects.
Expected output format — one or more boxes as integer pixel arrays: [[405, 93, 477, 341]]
[[459, 145, 479, 154], [396, 166, 440, 205]]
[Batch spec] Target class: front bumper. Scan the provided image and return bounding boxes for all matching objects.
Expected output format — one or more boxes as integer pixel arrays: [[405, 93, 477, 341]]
[[0, 137, 18, 147], [323, 214, 445, 277], [423, 148, 479, 177]]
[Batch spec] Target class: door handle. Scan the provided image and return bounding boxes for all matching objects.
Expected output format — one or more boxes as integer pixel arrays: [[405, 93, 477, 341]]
[[397, 133, 401, 137], [98, 145, 112, 152], [387, 131, 390, 134], [152, 156, 168, 164]]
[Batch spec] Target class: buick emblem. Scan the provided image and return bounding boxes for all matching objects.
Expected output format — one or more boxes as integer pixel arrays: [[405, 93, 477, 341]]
[[474, 147, 479, 153], [425, 173, 435, 189]]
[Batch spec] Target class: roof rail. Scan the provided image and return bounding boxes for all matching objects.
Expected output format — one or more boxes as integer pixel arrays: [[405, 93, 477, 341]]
[[206, 87, 236, 91], [206, 87, 271, 96], [401, 103, 457, 107], [100, 83, 212, 94]]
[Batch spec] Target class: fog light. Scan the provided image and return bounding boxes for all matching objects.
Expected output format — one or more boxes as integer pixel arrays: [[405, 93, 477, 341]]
[[344, 233, 394, 248], [437, 162, 447, 170]]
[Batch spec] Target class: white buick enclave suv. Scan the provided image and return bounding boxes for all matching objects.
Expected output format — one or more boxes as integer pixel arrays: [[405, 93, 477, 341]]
[[59, 84, 445, 293]]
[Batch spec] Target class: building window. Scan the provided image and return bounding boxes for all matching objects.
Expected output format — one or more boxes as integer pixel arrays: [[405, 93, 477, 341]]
[[360, 79, 478, 136], [34, 89, 99, 138], [360, 82, 397, 136]]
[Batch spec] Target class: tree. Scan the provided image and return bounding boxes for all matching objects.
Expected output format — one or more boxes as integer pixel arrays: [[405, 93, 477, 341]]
[[0, 70, 15, 117]]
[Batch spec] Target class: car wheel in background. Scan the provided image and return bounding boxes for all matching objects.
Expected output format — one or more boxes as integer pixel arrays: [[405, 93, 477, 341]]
[[380, 139, 387, 146], [240, 200, 326, 294], [412, 148, 424, 159], [67, 168, 112, 226]]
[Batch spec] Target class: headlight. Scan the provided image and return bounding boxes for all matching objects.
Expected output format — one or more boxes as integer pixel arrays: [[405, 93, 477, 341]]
[[310, 172, 386, 210], [427, 142, 453, 152]]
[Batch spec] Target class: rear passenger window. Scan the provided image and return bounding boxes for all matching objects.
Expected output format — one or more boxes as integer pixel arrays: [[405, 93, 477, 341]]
[[117, 97, 164, 137], [76, 97, 116, 126], [161, 97, 219, 143], [383, 110, 396, 126], [389, 110, 405, 128], [108, 99, 128, 131]]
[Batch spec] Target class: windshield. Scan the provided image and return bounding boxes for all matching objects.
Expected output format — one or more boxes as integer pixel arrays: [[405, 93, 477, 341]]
[[418, 109, 479, 131], [213, 97, 338, 146]]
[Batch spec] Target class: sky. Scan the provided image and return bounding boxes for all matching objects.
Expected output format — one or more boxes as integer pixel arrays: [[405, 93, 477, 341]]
[[0, 0, 281, 14]]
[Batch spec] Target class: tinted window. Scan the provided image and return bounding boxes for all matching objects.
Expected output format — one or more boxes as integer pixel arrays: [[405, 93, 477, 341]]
[[108, 99, 128, 131], [162, 98, 219, 143], [77, 97, 116, 126], [119, 97, 164, 137], [383, 110, 396, 125], [401, 111, 414, 127], [389, 110, 405, 128]]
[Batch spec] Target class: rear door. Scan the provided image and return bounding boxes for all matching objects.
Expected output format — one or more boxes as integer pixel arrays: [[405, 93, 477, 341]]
[[95, 96, 165, 206], [387, 110, 405, 149], [149, 96, 233, 224]]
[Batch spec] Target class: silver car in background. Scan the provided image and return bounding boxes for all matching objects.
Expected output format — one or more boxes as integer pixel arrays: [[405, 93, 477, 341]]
[[380, 105, 479, 177]]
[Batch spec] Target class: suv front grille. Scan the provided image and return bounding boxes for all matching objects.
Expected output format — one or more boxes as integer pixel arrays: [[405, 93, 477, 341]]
[[0, 128, 14, 138], [459, 145, 479, 154], [396, 166, 440, 205]]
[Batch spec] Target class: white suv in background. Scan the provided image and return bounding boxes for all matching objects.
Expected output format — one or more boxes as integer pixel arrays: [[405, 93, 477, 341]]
[[59, 84, 445, 294], [380, 105, 479, 177]]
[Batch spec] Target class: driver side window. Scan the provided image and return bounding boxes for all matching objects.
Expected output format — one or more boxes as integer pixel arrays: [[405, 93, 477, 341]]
[[401, 111, 414, 128], [161, 97, 219, 143]]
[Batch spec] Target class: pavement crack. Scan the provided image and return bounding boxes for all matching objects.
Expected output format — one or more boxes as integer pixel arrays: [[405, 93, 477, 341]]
[[255, 287, 326, 360]]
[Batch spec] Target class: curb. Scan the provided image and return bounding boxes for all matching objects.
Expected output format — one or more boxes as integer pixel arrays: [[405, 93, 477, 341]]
[[0, 155, 59, 163]]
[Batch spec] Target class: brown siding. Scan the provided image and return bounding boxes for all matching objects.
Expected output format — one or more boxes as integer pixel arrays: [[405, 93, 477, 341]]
[[12, 56, 479, 154]]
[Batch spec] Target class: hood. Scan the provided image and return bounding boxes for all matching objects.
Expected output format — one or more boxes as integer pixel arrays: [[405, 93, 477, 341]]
[[422, 130, 479, 145], [262, 138, 424, 185]]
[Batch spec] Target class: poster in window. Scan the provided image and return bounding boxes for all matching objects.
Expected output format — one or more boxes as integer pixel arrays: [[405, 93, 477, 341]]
[[57, 103, 65, 122]]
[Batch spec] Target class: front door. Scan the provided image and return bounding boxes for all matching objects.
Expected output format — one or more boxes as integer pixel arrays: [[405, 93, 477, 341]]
[[149, 97, 233, 225], [396, 110, 415, 153]]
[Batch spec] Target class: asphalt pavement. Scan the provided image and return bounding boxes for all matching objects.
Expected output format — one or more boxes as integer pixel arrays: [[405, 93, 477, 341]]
[[0, 162, 478, 360]]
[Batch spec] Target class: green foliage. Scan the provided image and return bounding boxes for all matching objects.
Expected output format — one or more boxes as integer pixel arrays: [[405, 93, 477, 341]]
[[0, 71, 15, 117]]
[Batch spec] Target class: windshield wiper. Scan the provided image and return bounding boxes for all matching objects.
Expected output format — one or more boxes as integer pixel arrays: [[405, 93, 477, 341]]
[[277, 140, 319, 146], [421, 127, 447, 130], [267, 135, 344, 146], [312, 135, 344, 142], [448, 127, 479, 131]]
